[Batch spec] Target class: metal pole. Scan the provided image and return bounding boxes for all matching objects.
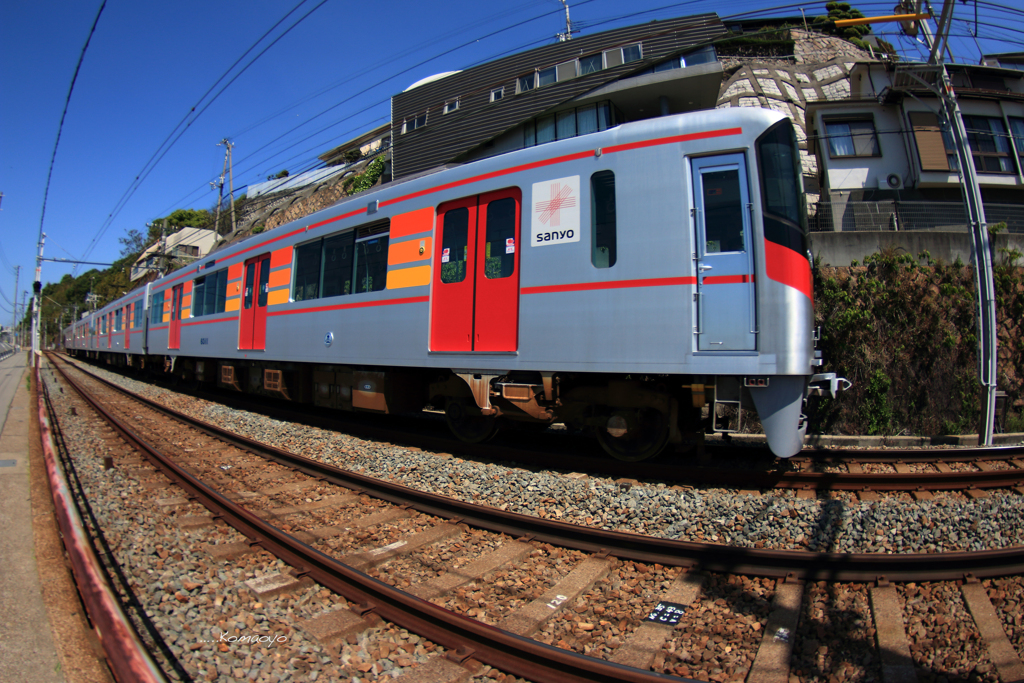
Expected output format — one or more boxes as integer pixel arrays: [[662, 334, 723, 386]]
[[921, 0, 998, 444], [31, 233, 45, 369], [11, 265, 19, 338]]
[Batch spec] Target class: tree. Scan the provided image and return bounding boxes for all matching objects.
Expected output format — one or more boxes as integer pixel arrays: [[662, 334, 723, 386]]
[[814, 2, 872, 50]]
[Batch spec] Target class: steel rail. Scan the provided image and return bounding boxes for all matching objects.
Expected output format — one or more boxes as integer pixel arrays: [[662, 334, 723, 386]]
[[37, 366, 168, 683], [52, 353, 1024, 584], [51, 354, 695, 683], [187, 387, 1024, 491]]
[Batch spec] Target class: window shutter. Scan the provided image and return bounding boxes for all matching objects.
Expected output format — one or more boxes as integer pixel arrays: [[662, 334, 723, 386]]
[[909, 112, 949, 171]]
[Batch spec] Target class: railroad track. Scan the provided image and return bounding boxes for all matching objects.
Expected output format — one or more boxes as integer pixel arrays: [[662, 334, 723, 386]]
[[43, 353, 1024, 682], [74, 354, 1024, 496]]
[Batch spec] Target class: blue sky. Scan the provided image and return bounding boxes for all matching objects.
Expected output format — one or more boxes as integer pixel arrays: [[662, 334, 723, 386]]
[[1, 0, 1020, 317]]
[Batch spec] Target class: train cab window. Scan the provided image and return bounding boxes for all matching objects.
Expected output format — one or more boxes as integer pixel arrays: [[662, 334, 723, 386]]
[[293, 241, 322, 301], [484, 197, 516, 279], [440, 208, 469, 283], [591, 171, 617, 268], [321, 232, 355, 297]]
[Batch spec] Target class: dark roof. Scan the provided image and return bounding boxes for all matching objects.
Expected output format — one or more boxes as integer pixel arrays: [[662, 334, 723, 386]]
[[390, 13, 726, 178]]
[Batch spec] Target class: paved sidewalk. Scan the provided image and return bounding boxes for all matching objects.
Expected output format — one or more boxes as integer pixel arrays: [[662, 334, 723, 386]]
[[0, 353, 66, 682]]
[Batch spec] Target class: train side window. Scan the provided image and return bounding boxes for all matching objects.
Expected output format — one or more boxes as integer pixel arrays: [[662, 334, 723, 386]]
[[293, 240, 322, 302], [440, 207, 469, 283], [134, 301, 143, 328], [354, 232, 389, 294], [591, 171, 617, 268], [321, 232, 355, 297], [243, 262, 256, 309], [483, 197, 516, 279], [150, 292, 164, 324], [193, 277, 206, 317], [214, 270, 227, 313]]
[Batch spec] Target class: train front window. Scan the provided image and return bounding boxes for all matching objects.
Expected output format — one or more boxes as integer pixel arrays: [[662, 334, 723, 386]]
[[757, 120, 807, 254]]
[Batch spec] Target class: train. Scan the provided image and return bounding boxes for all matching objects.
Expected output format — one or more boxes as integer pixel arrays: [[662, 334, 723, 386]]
[[64, 106, 844, 461]]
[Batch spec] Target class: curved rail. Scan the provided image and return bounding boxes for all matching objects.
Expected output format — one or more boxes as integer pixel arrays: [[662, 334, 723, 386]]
[[37, 365, 168, 683]]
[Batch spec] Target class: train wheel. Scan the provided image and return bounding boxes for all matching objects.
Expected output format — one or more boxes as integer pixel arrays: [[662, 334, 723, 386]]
[[595, 407, 669, 462], [445, 399, 499, 444]]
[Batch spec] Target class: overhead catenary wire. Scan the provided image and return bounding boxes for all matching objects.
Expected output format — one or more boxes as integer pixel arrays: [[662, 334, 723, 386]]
[[78, 0, 330, 268]]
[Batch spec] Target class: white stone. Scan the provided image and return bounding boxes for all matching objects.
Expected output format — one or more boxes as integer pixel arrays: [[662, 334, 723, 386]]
[[722, 79, 754, 99], [757, 78, 783, 97], [783, 81, 801, 102], [802, 88, 818, 101]]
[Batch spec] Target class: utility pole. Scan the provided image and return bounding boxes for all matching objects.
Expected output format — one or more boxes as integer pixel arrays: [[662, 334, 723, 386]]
[[909, 0, 996, 444], [30, 233, 45, 369], [10, 265, 19, 341], [556, 0, 573, 41], [218, 139, 237, 235]]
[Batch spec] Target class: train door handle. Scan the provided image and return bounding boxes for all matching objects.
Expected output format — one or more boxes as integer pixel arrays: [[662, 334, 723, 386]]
[[698, 264, 713, 271]]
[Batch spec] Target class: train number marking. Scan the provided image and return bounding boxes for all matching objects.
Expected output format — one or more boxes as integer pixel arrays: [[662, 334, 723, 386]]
[[200, 338, 209, 345], [546, 594, 569, 610]]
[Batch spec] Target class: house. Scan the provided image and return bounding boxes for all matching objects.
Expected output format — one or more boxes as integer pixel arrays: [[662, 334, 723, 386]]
[[130, 227, 218, 282], [805, 60, 1024, 235]]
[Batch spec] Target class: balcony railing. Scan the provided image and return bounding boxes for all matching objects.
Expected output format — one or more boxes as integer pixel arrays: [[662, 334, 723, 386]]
[[808, 200, 1024, 233]]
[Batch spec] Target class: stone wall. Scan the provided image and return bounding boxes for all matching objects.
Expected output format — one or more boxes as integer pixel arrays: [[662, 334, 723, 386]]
[[716, 29, 875, 204]]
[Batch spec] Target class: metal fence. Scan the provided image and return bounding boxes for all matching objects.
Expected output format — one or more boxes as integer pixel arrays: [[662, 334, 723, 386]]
[[808, 200, 1024, 233]]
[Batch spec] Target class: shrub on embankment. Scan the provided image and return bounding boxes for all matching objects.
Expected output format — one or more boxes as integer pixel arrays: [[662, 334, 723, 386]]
[[808, 246, 1024, 436]]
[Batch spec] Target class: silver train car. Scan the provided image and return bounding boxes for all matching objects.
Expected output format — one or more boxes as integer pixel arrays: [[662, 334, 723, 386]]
[[65, 107, 837, 461]]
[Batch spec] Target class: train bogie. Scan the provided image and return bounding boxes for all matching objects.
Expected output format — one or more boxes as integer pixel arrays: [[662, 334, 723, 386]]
[[66, 107, 836, 460]]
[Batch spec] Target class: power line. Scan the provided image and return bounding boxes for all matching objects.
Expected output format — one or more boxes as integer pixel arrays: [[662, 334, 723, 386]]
[[38, 0, 106, 245], [78, 0, 330, 267]]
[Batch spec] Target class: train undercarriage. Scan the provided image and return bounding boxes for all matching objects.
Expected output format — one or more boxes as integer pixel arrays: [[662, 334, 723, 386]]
[[71, 346, 824, 461]]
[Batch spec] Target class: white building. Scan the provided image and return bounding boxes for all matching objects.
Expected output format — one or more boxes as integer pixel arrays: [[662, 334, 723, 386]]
[[130, 227, 218, 282]]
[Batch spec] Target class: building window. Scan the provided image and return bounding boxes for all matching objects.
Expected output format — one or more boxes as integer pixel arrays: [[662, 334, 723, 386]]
[[824, 118, 880, 157], [444, 99, 459, 114], [963, 115, 1015, 173], [909, 111, 953, 171], [517, 73, 535, 93], [556, 60, 577, 82], [402, 113, 427, 134], [580, 53, 602, 75], [524, 101, 617, 149], [490, 87, 504, 102], [1009, 117, 1024, 171], [604, 42, 642, 68], [538, 66, 557, 87], [591, 171, 617, 268]]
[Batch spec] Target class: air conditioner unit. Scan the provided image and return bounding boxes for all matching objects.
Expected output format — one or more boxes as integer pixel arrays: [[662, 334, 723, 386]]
[[881, 172, 904, 190]]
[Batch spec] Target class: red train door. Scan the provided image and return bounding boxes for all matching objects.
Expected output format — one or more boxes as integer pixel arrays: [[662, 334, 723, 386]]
[[169, 284, 183, 350], [238, 254, 271, 351], [124, 304, 131, 349], [430, 188, 521, 352]]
